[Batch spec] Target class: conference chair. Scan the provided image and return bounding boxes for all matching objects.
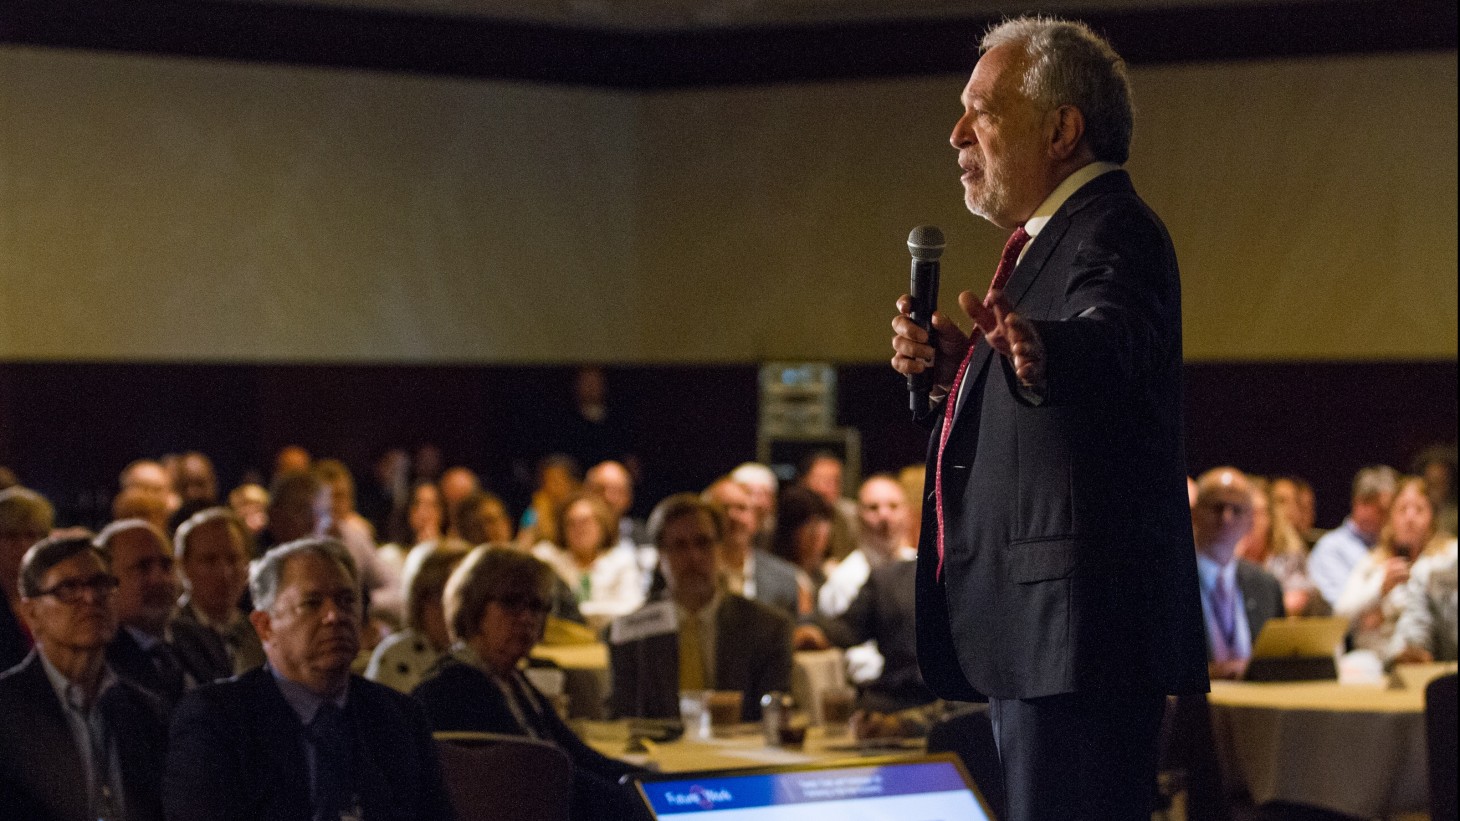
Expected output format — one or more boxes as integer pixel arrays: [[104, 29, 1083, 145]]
[[434, 731, 572, 821], [1425, 673, 1457, 820]]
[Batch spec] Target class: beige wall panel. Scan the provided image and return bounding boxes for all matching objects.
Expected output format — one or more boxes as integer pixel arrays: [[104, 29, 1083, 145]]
[[1, 46, 1453, 363]]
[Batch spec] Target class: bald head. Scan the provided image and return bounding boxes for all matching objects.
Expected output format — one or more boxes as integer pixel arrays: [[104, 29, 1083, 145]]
[[1192, 467, 1254, 564], [585, 461, 633, 519]]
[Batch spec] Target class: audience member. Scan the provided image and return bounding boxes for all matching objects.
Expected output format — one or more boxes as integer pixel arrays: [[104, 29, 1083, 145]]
[[532, 492, 644, 626], [608, 494, 792, 722], [1336, 476, 1448, 655], [702, 477, 805, 619], [0, 533, 169, 821], [366, 539, 470, 693], [820, 474, 917, 685], [798, 451, 861, 562], [895, 463, 925, 548], [1235, 476, 1323, 616], [769, 485, 837, 603], [385, 479, 444, 549], [438, 466, 482, 536], [261, 471, 330, 555], [0, 466, 17, 491], [1412, 444, 1458, 537], [730, 462, 779, 549], [1309, 465, 1400, 609], [1389, 536, 1459, 663], [272, 444, 312, 480], [358, 447, 411, 537], [120, 459, 180, 522], [113, 485, 172, 533], [315, 459, 402, 619], [0, 486, 53, 671], [174, 507, 266, 674], [516, 455, 581, 550], [227, 482, 270, 541], [586, 459, 656, 591], [1272, 475, 1322, 547], [1192, 468, 1285, 680], [165, 538, 454, 820], [451, 489, 514, 547], [414, 545, 642, 821], [96, 520, 231, 709], [170, 450, 221, 530], [823, 556, 930, 713]]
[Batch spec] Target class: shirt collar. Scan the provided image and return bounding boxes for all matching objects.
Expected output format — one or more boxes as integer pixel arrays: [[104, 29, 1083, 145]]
[[1195, 553, 1238, 591], [268, 664, 348, 726], [1022, 161, 1122, 239], [676, 592, 722, 622], [38, 651, 119, 713]]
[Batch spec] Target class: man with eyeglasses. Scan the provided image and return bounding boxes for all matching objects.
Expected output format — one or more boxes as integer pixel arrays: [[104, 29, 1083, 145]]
[[98, 519, 231, 710], [1192, 468, 1286, 680], [0, 485, 55, 671], [164, 538, 453, 821], [0, 531, 170, 821]]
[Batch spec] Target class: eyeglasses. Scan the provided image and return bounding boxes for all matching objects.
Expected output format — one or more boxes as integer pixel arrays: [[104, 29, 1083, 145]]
[[35, 573, 120, 604], [492, 595, 553, 616], [1201, 500, 1252, 517], [277, 591, 361, 621]]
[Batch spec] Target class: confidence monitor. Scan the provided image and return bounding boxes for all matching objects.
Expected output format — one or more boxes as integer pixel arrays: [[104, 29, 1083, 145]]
[[629, 753, 996, 820]]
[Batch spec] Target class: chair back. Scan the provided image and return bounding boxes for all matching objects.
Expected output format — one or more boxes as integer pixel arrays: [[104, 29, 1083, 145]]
[[434, 731, 572, 821], [1426, 673, 1458, 820]]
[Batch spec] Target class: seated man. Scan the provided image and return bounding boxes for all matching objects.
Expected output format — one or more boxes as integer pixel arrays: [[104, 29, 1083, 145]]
[[1308, 465, 1399, 609], [98, 519, 232, 709], [0, 533, 169, 821], [164, 538, 454, 821], [1192, 468, 1286, 680], [0, 485, 54, 671], [173, 507, 267, 673], [823, 556, 931, 713], [609, 494, 792, 723]]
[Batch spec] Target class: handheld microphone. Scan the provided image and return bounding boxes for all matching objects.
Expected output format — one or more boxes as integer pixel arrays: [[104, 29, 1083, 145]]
[[907, 225, 945, 414]]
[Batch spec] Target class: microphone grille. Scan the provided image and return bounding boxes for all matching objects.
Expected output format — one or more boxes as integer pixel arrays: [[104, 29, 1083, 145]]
[[907, 225, 946, 261]]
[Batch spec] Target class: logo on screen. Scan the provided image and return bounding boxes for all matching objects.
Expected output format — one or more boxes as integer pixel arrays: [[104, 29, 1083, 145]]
[[663, 785, 732, 810]]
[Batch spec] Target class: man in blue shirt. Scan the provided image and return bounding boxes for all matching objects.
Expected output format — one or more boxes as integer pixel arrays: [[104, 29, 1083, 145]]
[[1308, 466, 1399, 609]]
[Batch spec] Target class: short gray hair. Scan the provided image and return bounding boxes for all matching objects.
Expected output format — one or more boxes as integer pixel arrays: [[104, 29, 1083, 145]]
[[1352, 465, 1400, 502], [249, 538, 358, 612], [982, 16, 1134, 164], [173, 506, 251, 562], [20, 531, 103, 599], [0, 486, 54, 538], [95, 518, 170, 557]]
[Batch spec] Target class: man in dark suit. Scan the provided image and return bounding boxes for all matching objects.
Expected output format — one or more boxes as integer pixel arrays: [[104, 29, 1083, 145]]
[[97, 519, 231, 709], [1192, 468, 1286, 679], [823, 556, 929, 713], [890, 17, 1208, 820], [703, 477, 806, 618], [0, 485, 54, 671], [609, 494, 793, 723], [164, 538, 454, 821], [0, 532, 169, 821]]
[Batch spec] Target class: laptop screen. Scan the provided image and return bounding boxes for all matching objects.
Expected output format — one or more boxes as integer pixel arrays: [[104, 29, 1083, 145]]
[[632, 754, 995, 820]]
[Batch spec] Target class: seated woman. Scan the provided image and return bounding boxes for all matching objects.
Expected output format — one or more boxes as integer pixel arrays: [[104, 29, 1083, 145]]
[[413, 546, 641, 820], [365, 538, 469, 692], [1389, 535, 1458, 663], [532, 492, 643, 628], [1337, 476, 1448, 655], [770, 485, 837, 604], [1235, 476, 1324, 616]]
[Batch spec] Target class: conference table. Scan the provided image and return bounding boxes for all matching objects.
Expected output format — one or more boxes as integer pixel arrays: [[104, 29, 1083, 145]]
[[1206, 664, 1454, 819], [578, 718, 925, 773]]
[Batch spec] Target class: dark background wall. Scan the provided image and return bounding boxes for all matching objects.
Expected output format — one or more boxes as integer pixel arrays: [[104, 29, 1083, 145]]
[[1, 360, 1452, 530]]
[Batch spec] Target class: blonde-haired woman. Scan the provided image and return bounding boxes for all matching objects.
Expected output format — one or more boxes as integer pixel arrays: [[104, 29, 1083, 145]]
[[1235, 476, 1324, 616]]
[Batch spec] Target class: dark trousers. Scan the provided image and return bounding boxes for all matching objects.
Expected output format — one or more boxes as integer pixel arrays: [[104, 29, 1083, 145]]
[[989, 690, 1165, 821]]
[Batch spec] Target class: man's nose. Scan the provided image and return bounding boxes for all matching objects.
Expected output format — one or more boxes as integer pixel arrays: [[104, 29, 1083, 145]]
[[950, 114, 974, 149]]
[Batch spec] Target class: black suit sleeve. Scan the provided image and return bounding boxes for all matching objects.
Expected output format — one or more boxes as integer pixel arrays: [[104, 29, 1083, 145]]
[[164, 690, 247, 821], [824, 574, 877, 649], [1029, 205, 1176, 408]]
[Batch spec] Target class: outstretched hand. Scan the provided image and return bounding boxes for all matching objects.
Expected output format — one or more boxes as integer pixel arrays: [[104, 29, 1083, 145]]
[[959, 289, 1046, 390]]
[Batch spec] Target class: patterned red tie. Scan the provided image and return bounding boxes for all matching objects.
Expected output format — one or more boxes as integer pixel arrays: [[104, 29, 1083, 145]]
[[934, 226, 1031, 578]]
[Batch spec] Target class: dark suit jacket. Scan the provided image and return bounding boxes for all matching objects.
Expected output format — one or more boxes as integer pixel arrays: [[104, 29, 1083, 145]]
[[824, 559, 931, 712], [608, 594, 792, 722], [105, 621, 232, 709], [916, 170, 1209, 702], [0, 651, 169, 821], [750, 549, 804, 620], [413, 658, 637, 784], [164, 667, 454, 821], [0, 598, 29, 673], [1231, 559, 1286, 657]]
